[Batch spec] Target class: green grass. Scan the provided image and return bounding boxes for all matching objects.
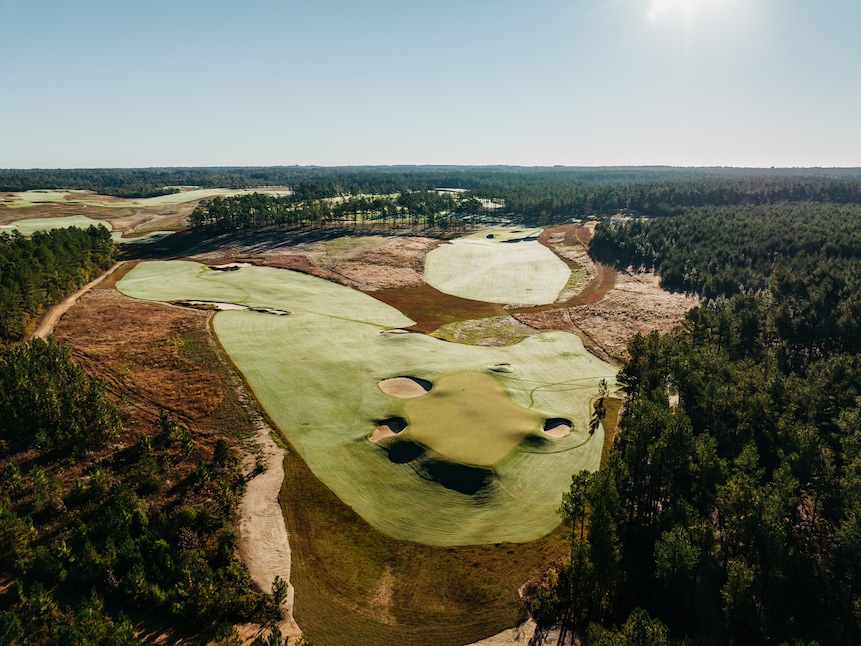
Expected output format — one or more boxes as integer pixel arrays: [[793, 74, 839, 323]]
[[118, 260, 617, 545], [282, 442, 572, 646], [406, 371, 543, 466], [0, 187, 285, 209], [117, 260, 413, 328], [0, 214, 175, 244], [1, 189, 75, 208], [423, 235, 570, 305], [430, 315, 541, 346], [0, 215, 110, 235]]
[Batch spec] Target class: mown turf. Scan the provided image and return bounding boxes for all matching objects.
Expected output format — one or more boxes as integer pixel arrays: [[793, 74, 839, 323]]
[[282, 439, 575, 646], [423, 233, 570, 305], [118, 261, 618, 545], [1, 214, 109, 235], [0, 214, 175, 244], [406, 371, 544, 466]]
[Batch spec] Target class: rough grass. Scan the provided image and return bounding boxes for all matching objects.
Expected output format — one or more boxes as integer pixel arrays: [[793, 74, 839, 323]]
[[118, 260, 618, 545], [282, 440, 571, 646], [430, 315, 541, 346], [423, 235, 570, 305]]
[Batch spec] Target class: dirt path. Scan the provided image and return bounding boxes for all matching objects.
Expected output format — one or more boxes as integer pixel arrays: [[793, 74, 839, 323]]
[[31, 261, 125, 340], [237, 423, 302, 644]]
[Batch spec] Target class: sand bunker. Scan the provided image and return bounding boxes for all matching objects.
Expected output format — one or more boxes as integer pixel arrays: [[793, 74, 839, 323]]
[[209, 262, 254, 271], [179, 300, 249, 311], [369, 417, 408, 443], [542, 418, 572, 438], [488, 363, 513, 373], [378, 376, 433, 398]]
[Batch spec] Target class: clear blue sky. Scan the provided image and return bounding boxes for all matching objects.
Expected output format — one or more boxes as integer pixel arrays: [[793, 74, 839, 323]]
[[2, 0, 859, 168]]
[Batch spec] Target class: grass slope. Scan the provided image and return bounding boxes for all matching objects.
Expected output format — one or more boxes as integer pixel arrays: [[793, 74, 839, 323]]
[[118, 260, 617, 545], [423, 234, 570, 305]]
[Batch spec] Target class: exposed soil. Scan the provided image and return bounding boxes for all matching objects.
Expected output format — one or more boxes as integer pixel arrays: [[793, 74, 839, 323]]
[[516, 269, 698, 360], [30, 261, 125, 340]]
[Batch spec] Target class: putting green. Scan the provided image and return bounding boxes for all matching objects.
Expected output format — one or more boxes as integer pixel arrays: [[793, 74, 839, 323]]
[[405, 371, 543, 466], [423, 230, 570, 305], [117, 260, 617, 545]]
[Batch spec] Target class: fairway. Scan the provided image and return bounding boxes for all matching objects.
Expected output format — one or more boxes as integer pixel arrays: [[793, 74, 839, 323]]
[[423, 230, 570, 305], [1, 187, 292, 209], [118, 260, 617, 545], [1, 214, 175, 244]]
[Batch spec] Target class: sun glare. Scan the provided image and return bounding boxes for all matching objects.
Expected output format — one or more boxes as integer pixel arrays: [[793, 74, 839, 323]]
[[646, 0, 732, 22]]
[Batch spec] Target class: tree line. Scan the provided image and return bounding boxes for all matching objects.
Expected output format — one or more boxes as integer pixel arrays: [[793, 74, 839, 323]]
[[6, 166, 861, 215], [0, 226, 116, 344], [187, 190, 469, 234], [526, 197, 861, 643]]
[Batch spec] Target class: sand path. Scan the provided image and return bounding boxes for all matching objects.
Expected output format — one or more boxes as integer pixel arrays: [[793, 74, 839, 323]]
[[31, 261, 125, 340], [237, 422, 302, 644]]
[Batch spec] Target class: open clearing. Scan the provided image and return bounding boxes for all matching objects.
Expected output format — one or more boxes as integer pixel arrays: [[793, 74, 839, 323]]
[[117, 260, 617, 545]]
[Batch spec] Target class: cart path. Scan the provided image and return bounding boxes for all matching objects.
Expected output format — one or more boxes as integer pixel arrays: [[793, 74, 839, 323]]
[[31, 261, 125, 340]]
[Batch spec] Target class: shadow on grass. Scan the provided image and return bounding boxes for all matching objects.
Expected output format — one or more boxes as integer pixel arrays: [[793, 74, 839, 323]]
[[418, 459, 495, 495]]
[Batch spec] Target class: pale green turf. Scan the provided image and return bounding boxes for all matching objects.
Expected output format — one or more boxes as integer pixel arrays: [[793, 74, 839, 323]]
[[117, 260, 617, 545], [1, 190, 74, 208], [463, 227, 543, 242], [0, 215, 174, 244], [117, 260, 413, 328], [423, 234, 570, 305], [0, 215, 110, 236], [2, 187, 291, 209], [406, 371, 544, 466]]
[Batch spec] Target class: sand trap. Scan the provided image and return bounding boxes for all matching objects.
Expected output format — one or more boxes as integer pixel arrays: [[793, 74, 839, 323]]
[[369, 417, 408, 442], [543, 418, 572, 438], [209, 262, 254, 271], [178, 300, 249, 311], [380, 328, 413, 335], [489, 363, 514, 373], [378, 376, 432, 398]]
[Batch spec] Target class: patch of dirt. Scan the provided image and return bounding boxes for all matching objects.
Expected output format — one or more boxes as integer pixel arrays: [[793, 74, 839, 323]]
[[369, 567, 396, 624], [187, 232, 440, 291]]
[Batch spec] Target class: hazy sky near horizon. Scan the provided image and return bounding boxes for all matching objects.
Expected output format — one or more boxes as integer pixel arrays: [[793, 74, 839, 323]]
[[1, 0, 859, 168]]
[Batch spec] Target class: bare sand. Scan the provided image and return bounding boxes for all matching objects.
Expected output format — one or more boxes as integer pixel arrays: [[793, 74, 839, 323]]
[[236, 422, 302, 644]]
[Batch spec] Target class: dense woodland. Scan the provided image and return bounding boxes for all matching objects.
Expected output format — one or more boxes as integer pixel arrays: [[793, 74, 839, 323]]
[[525, 198, 861, 644], [6, 166, 861, 217], [0, 226, 116, 344], [187, 190, 467, 234]]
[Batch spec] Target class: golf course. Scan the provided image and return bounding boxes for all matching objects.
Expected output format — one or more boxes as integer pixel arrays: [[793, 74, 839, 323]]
[[117, 231, 618, 546]]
